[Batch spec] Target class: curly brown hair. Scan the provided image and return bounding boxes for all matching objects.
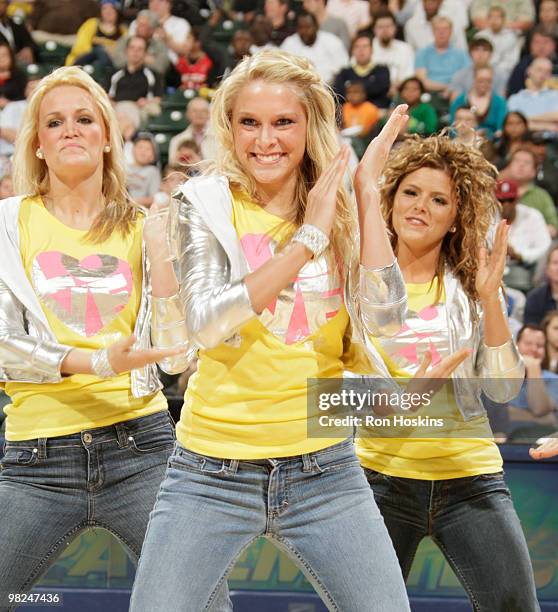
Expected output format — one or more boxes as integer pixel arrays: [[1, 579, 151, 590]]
[[380, 135, 499, 305]]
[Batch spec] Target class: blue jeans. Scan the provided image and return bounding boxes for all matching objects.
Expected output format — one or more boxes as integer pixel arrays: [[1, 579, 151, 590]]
[[365, 469, 540, 612], [130, 438, 410, 612], [0, 410, 175, 612]]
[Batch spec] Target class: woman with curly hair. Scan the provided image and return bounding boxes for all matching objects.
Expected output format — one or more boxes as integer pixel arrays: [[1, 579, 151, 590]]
[[356, 135, 540, 611]]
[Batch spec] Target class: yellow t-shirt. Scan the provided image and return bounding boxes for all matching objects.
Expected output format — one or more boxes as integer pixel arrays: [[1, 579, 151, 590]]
[[175, 192, 349, 459], [356, 278, 502, 480], [4, 196, 166, 440]]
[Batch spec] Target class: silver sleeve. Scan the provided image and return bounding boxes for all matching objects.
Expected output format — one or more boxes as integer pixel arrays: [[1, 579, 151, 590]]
[[0, 277, 72, 382], [479, 339, 525, 403], [151, 293, 191, 374], [173, 194, 256, 350], [358, 259, 407, 337]]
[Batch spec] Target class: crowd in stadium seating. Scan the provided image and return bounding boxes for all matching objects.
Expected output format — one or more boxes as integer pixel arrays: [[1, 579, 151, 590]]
[[0, 0, 557, 444]]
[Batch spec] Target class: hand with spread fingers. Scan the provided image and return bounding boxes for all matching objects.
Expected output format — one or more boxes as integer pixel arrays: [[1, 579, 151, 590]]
[[354, 104, 409, 194], [476, 220, 509, 302], [406, 349, 472, 410]]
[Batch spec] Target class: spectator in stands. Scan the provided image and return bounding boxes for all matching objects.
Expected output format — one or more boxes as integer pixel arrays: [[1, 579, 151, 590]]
[[524, 246, 558, 325], [404, 0, 467, 52], [115, 100, 142, 165], [0, 0, 37, 64], [529, 132, 558, 204], [29, 0, 99, 44], [507, 27, 558, 96], [0, 173, 12, 198], [494, 111, 530, 168], [172, 138, 203, 175], [249, 15, 273, 52], [175, 27, 215, 91], [538, 0, 558, 40], [281, 12, 348, 84], [396, 76, 438, 135], [326, 0, 370, 38], [109, 35, 163, 119], [0, 73, 40, 161], [449, 38, 507, 99], [0, 41, 26, 109], [449, 66, 507, 140], [414, 17, 470, 100], [474, 6, 521, 79], [371, 10, 414, 93], [113, 10, 170, 77], [508, 58, 558, 132], [451, 104, 481, 146], [302, 0, 351, 50], [128, 0, 190, 67], [127, 132, 161, 207], [227, 29, 253, 71], [502, 148, 558, 237], [152, 164, 188, 207], [496, 178, 551, 293], [470, 0, 535, 34], [264, 0, 296, 46], [542, 310, 558, 373], [168, 96, 216, 162], [66, 0, 127, 69], [342, 80, 380, 136], [509, 324, 558, 439], [333, 33, 390, 108]]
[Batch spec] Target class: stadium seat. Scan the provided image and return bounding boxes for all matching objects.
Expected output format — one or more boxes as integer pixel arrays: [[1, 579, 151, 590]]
[[146, 109, 188, 134]]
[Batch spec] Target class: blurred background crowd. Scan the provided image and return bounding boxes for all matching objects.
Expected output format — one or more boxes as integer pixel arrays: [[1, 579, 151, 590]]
[[0, 0, 557, 444]]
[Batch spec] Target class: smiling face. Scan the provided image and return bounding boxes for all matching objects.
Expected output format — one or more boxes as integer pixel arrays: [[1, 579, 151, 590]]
[[518, 328, 546, 360], [37, 85, 107, 185], [392, 167, 457, 255], [232, 79, 307, 197]]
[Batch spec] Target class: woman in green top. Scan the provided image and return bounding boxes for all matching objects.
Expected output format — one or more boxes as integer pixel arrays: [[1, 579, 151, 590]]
[[398, 77, 438, 136]]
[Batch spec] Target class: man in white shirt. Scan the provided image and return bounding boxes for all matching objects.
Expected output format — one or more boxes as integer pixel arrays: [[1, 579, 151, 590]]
[[129, 0, 190, 66], [496, 179, 551, 292], [404, 0, 467, 51], [325, 0, 370, 38], [281, 11, 349, 84], [303, 0, 351, 50], [168, 96, 216, 162], [372, 9, 414, 92], [474, 6, 520, 78]]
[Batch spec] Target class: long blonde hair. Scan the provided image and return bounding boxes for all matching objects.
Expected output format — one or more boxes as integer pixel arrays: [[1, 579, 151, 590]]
[[381, 135, 499, 304], [13, 66, 136, 243], [210, 49, 355, 265]]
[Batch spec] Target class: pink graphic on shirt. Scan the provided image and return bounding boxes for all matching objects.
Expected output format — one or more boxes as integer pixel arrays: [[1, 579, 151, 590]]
[[240, 232, 341, 344], [32, 251, 133, 337], [393, 304, 443, 366]]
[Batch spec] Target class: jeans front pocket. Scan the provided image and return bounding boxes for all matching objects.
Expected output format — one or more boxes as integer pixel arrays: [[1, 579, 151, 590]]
[[0, 445, 40, 468], [169, 445, 230, 475], [128, 423, 176, 456]]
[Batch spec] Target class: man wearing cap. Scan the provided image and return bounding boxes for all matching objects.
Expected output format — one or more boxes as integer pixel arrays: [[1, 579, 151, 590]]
[[496, 178, 551, 292]]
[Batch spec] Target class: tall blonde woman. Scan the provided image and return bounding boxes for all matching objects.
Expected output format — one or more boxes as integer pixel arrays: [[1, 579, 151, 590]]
[[0, 66, 187, 608], [129, 50, 417, 611]]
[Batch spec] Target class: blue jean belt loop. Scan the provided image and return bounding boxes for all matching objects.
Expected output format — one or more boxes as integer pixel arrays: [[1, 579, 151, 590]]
[[115, 422, 130, 448], [37, 437, 47, 460], [302, 453, 312, 473], [226, 459, 239, 475]]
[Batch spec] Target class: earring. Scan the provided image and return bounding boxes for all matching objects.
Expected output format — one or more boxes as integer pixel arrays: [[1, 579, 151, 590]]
[[35, 148, 44, 159], [103, 145, 111, 153], [450, 226, 457, 233]]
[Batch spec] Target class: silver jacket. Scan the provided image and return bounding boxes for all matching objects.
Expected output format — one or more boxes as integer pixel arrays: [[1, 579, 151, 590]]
[[0, 196, 189, 396], [351, 265, 525, 420], [169, 175, 407, 372]]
